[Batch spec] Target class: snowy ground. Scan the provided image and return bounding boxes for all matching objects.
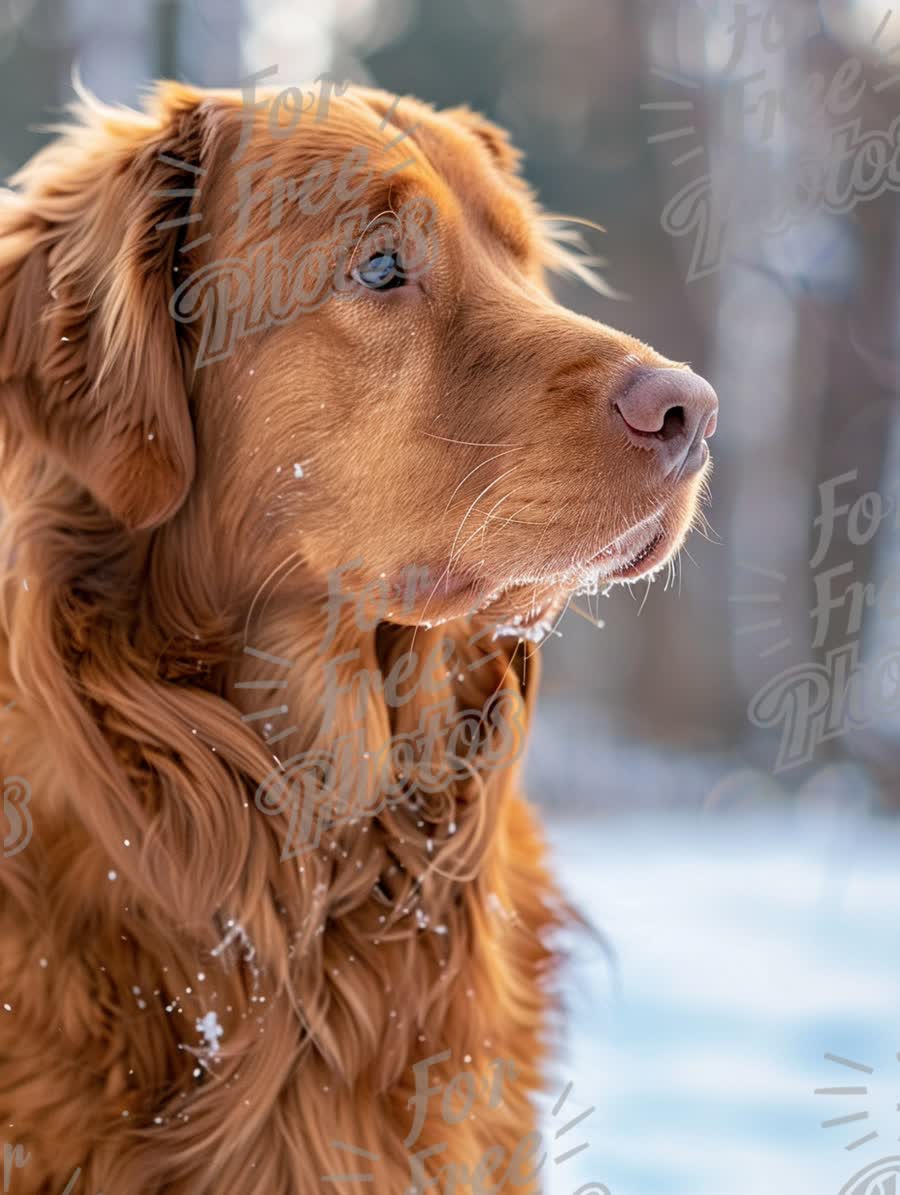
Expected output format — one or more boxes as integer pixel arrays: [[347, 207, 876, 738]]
[[539, 809, 900, 1195]]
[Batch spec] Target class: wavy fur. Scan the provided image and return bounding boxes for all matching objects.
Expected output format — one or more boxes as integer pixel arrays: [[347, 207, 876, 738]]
[[0, 83, 569, 1193], [0, 77, 708, 1193]]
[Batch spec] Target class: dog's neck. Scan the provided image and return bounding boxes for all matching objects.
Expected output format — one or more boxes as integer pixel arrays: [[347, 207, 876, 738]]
[[224, 585, 532, 859], [1, 496, 533, 924], [0, 488, 559, 1106]]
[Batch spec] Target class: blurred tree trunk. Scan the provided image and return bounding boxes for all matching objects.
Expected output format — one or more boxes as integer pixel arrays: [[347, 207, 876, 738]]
[[798, 23, 900, 796], [2, 0, 63, 176], [611, 0, 747, 751]]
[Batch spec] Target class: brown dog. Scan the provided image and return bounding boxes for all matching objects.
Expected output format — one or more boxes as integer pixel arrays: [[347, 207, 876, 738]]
[[0, 81, 716, 1192]]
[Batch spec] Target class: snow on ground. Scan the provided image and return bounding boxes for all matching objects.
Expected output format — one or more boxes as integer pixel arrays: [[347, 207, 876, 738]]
[[540, 809, 900, 1195]]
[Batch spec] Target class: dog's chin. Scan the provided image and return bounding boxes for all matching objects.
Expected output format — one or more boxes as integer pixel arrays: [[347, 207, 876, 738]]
[[476, 517, 681, 638], [385, 513, 687, 636]]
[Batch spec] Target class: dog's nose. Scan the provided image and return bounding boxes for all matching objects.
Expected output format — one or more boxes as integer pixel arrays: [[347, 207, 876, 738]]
[[613, 367, 718, 479]]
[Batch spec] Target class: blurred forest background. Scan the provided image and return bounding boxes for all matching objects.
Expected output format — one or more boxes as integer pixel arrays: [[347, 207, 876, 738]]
[[4, 4, 900, 1193], [1, 0, 899, 813]]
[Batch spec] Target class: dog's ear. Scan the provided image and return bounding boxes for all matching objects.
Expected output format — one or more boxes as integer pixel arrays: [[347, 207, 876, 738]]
[[444, 106, 524, 176], [0, 83, 227, 530]]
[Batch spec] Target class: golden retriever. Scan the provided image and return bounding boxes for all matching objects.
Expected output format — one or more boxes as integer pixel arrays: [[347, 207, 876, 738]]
[[0, 80, 716, 1193]]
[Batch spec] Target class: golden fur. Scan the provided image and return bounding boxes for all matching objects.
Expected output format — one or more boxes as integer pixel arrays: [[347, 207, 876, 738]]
[[0, 82, 709, 1192]]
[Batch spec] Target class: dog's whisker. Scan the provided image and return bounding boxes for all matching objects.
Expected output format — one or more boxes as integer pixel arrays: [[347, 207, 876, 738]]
[[442, 448, 521, 517], [406, 564, 454, 660], [487, 496, 547, 529], [681, 545, 700, 570], [486, 514, 547, 526], [568, 602, 605, 629], [449, 499, 515, 567], [257, 553, 310, 626], [423, 433, 525, 449], [408, 472, 518, 656], [443, 522, 486, 576], [467, 634, 528, 746], [477, 488, 523, 552], [524, 590, 573, 663], [446, 467, 519, 573], [473, 487, 527, 548], [243, 549, 305, 644]]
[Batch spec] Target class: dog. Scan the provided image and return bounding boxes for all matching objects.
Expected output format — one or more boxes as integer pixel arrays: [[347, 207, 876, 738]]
[[0, 80, 717, 1193]]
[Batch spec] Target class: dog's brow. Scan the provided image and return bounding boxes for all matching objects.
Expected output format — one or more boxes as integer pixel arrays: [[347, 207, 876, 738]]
[[469, 191, 534, 263], [404, 118, 535, 262]]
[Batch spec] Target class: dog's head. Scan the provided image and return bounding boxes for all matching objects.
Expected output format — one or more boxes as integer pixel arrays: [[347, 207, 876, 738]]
[[0, 81, 717, 636], [0, 86, 716, 1077]]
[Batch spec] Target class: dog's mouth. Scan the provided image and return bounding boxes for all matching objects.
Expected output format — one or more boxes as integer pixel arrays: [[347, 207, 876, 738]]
[[470, 518, 675, 635], [591, 525, 669, 582], [385, 514, 679, 631]]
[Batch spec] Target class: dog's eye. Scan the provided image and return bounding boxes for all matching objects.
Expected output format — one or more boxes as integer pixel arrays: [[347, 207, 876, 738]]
[[353, 252, 405, 291]]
